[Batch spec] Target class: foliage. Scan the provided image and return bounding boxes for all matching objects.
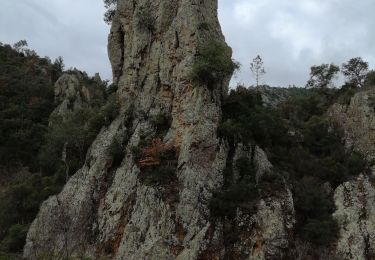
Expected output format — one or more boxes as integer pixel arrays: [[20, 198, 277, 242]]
[[306, 63, 340, 89], [103, 0, 117, 24], [137, 6, 156, 32], [0, 43, 60, 169], [294, 177, 338, 245], [218, 87, 289, 147], [139, 148, 178, 186], [216, 85, 368, 246], [198, 22, 210, 30], [0, 172, 65, 253], [210, 157, 259, 218], [108, 137, 126, 167], [191, 40, 239, 88], [0, 43, 118, 255], [250, 55, 266, 87], [0, 224, 29, 252], [365, 70, 375, 87], [342, 57, 369, 87], [150, 113, 172, 137]]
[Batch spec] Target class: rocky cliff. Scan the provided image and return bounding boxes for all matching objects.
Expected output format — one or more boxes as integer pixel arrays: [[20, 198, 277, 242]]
[[24, 0, 233, 259], [329, 88, 375, 259], [23, 1, 375, 260]]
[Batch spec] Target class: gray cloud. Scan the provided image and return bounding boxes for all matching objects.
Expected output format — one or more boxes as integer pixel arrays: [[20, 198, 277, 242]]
[[1, 0, 374, 87], [220, 0, 375, 86]]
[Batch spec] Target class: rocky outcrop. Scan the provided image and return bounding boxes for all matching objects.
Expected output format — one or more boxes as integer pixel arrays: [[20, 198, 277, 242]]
[[328, 88, 375, 161], [329, 88, 375, 260], [52, 70, 105, 118], [249, 85, 307, 108], [24, 0, 233, 259], [24, 0, 298, 258], [333, 174, 375, 259]]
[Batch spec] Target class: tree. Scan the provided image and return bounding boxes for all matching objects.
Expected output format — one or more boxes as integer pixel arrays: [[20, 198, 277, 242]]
[[103, 0, 117, 24], [342, 57, 369, 87], [192, 40, 239, 88], [250, 55, 266, 87], [306, 63, 340, 89], [365, 70, 375, 87], [13, 40, 28, 53]]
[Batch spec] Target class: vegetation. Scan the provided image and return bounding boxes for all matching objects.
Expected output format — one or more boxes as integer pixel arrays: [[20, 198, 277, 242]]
[[365, 70, 375, 87], [192, 40, 239, 88], [137, 6, 156, 33], [150, 113, 172, 138], [342, 57, 369, 87], [306, 63, 340, 88], [0, 43, 117, 256], [250, 55, 266, 87], [210, 157, 259, 218], [0, 42, 61, 169], [215, 84, 368, 246], [103, 0, 117, 24], [108, 136, 127, 168]]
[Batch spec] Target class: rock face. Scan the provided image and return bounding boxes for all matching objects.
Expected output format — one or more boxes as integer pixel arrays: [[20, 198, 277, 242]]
[[328, 88, 375, 161], [333, 175, 375, 259], [52, 70, 105, 118], [24, 0, 233, 259], [328, 88, 375, 260], [23, 0, 375, 259]]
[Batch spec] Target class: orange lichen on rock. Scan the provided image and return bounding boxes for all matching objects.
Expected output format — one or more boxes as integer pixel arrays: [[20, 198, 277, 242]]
[[138, 138, 173, 167]]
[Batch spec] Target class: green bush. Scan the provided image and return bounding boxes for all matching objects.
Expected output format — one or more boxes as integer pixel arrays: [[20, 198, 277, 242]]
[[140, 165, 177, 186], [0, 224, 29, 252], [137, 6, 155, 32], [236, 157, 257, 183], [365, 70, 375, 87], [150, 113, 172, 137], [210, 182, 258, 218], [108, 137, 125, 168], [210, 157, 259, 218], [191, 40, 239, 88], [302, 218, 338, 246], [258, 171, 284, 196]]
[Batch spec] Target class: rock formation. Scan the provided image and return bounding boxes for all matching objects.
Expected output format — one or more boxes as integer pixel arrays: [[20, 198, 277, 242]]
[[23, 0, 375, 259], [24, 0, 234, 259], [52, 70, 105, 118], [329, 88, 375, 259]]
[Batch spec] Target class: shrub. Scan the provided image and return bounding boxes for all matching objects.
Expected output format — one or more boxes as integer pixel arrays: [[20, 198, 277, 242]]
[[258, 171, 284, 196], [131, 146, 143, 161], [210, 182, 258, 218], [0, 224, 28, 252], [191, 40, 239, 88], [140, 165, 177, 186], [210, 157, 260, 218], [365, 70, 375, 87], [198, 22, 210, 30], [150, 113, 172, 137], [108, 137, 125, 167], [101, 95, 120, 126], [236, 157, 256, 183], [137, 6, 155, 32], [302, 218, 338, 246]]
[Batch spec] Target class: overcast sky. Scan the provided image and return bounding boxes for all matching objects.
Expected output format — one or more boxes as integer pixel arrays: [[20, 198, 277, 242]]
[[1, 0, 374, 87]]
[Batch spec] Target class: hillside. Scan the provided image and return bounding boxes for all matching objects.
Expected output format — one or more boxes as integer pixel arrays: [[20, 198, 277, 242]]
[[1, 1, 375, 259], [0, 43, 115, 258]]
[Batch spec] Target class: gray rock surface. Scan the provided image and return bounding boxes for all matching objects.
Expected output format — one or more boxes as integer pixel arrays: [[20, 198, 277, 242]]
[[23, 0, 375, 259], [52, 70, 104, 119], [333, 174, 375, 260], [24, 0, 232, 259], [328, 88, 375, 161], [328, 89, 375, 259]]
